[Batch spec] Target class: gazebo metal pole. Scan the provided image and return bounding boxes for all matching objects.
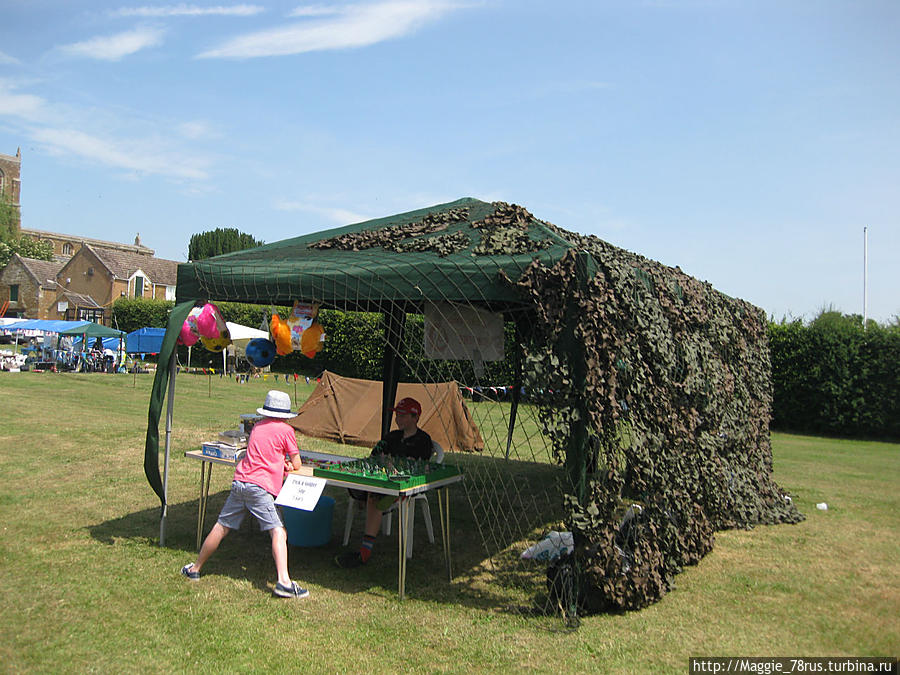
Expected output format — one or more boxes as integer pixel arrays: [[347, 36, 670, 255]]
[[505, 320, 524, 461], [159, 349, 177, 546], [381, 305, 405, 437]]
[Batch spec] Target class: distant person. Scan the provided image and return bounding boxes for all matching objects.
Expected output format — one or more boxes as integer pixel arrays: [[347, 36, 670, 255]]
[[181, 390, 310, 598], [335, 397, 433, 568]]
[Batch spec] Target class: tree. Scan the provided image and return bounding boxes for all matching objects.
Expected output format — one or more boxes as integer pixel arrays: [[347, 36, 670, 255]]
[[111, 297, 174, 333], [0, 194, 54, 266], [188, 228, 264, 261], [0, 235, 55, 267]]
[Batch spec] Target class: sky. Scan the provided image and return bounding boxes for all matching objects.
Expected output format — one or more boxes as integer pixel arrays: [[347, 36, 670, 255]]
[[1, 0, 897, 323]]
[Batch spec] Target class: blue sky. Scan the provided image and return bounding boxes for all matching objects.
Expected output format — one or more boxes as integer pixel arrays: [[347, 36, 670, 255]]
[[1, 1, 897, 323]]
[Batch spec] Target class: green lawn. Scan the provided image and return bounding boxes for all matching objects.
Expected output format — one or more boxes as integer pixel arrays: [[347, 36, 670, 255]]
[[0, 372, 897, 673]]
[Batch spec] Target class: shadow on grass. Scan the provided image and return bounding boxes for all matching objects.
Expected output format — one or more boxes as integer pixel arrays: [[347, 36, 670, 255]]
[[87, 474, 572, 620]]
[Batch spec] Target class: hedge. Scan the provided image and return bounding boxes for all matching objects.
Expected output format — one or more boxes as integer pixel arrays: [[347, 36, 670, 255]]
[[769, 312, 899, 439]]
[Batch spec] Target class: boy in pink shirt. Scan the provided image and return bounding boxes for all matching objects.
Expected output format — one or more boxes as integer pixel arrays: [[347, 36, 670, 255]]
[[181, 390, 309, 598]]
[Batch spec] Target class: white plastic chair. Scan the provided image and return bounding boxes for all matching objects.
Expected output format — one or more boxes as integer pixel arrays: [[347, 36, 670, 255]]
[[342, 441, 443, 559]]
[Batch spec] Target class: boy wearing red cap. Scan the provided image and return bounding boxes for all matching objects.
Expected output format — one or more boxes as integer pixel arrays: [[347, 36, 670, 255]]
[[335, 397, 432, 568]]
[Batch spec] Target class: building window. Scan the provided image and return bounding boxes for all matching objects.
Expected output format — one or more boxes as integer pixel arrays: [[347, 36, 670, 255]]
[[78, 308, 104, 323], [134, 275, 144, 297], [9, 284, 17, 302], [62, 243, 74, 256], [165, 285, 176, 301]]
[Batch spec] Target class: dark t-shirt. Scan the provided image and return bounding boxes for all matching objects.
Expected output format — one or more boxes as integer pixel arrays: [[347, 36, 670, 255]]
[[349, 428, 434, 502], [371, 428, 433, 461]]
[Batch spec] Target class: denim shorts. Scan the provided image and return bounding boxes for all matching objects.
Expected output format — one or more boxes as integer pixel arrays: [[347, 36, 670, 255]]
[[217, 481, 284, 531]]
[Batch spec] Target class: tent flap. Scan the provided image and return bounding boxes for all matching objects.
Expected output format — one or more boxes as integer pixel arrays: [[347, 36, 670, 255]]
[[144, 300, 196, 506]]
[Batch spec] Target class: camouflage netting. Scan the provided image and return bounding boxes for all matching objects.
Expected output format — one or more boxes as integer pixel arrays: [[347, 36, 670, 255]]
[[309, 200, 806, 611], [154, 197, 804, 621], [512, 225, 804, 611]]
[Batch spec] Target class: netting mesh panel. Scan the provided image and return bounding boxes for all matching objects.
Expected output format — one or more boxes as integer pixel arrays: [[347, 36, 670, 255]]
[[193, 252, 579, 618], [396, 302, 575, 618]]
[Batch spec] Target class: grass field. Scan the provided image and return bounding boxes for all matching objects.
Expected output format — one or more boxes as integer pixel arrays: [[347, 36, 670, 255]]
[[0, 371, 897, 673]]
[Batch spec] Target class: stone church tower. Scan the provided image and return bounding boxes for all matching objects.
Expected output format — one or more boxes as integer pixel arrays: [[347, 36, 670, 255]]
[[0, 147, 22, 233]]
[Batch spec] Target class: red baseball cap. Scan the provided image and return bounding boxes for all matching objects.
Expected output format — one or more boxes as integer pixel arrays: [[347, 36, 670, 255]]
[[391, 397, 421, 416]]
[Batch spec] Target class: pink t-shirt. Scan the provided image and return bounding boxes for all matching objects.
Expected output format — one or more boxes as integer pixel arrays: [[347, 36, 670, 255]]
[[233, 418, 299, 496]]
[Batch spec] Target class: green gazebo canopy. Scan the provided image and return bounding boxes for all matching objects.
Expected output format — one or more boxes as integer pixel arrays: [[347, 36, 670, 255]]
[[175, 197, 585, 312], [58, 322, 125, 338]]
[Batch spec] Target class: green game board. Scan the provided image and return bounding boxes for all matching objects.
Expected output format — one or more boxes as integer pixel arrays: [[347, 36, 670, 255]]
[[313, 455, 460, 490]]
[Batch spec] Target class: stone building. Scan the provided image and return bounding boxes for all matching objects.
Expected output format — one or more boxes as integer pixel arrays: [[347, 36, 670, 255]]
[[52, 244, 178, 322], [0, 254, 65, 319], [1, 244, 178, 323], [20, 228, 155, 262], [0, 149, 179, 323]]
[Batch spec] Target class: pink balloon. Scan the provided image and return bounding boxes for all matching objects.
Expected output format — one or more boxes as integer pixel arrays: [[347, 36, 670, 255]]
[[178, 320, 199, 346]]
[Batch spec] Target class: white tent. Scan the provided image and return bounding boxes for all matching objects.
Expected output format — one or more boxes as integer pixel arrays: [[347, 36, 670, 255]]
[[225, 321, 268, 350]]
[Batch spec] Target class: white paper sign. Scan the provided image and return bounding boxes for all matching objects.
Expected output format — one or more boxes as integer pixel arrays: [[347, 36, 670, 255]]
[[424, 302, 504, 362], [275, 475, 326, 511]]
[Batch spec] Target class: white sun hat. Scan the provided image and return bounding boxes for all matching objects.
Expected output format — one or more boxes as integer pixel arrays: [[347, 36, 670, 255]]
[[257, 390, 296, 419]]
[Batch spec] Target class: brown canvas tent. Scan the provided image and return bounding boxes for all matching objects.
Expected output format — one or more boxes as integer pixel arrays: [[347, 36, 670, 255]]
[[288, 370, 483, 453]]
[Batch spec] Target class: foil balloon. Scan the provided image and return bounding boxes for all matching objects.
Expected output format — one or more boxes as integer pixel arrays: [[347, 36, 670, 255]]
[[200, 331, 231, 353], [196, 302, 225, 339], [270, 315, 293, 356], [177, 306, 203, 346], [300, 322, 325, 358]]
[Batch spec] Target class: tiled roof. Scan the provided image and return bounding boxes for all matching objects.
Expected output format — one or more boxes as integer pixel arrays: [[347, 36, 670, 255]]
[[87, 245, 179, 285], [15, 255, 65, 287], [59, 290, 101, 308], [21, 228, 154, 256]]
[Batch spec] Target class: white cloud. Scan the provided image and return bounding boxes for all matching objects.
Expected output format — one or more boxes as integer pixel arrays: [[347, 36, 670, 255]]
[[31, 127, 209, 181], [0, 80, 216, 183], [198, 0, 461, 59], [0, 51, 20, 65], [274, 199, 369, 224], [177, 120, 218, 140], [58, 27, 165, 61], [0, 81, 46, 117], [288, 5, 343, 17], [112, 4, 265, 18]]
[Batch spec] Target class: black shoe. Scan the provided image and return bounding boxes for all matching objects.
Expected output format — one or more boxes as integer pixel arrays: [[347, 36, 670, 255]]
[[334, 551, 366, 568], [273, 581, 310, 598]]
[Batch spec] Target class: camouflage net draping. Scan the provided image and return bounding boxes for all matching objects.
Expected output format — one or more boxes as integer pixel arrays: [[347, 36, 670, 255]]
[[177, 198, 803, 624], [309, 200, 804, 616], [512, 224, 804, 613]]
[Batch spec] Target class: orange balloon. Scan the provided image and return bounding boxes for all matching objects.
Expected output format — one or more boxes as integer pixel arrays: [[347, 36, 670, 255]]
[[300, 323, 324, 357], [270, 315, 293, 356]]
